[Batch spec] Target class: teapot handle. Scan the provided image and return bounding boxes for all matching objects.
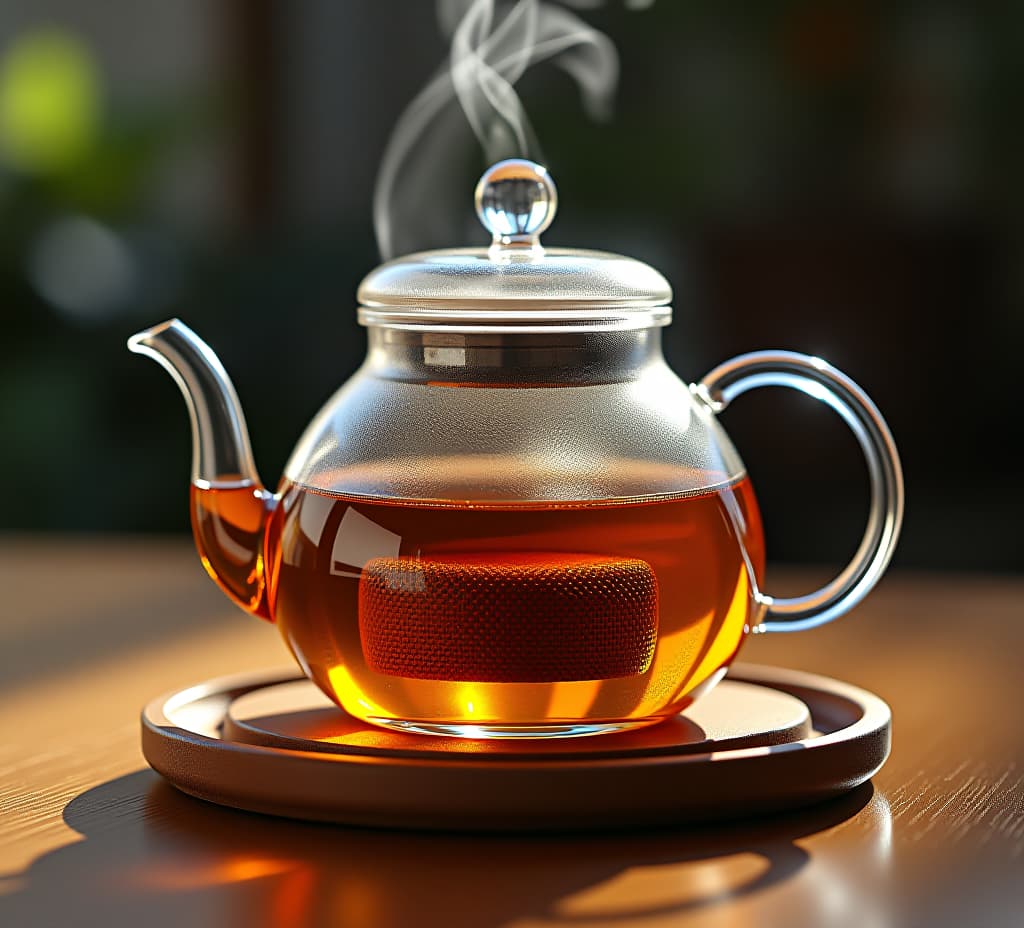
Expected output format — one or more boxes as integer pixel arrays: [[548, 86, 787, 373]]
[[694, 351, 904, 632]]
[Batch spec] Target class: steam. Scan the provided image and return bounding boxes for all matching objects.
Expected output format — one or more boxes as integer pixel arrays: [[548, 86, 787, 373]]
[[374, 0, 630, 259]]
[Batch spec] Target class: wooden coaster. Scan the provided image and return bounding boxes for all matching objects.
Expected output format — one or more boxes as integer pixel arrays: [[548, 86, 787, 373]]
[[142, 663, 890, 832], [224, 678, 811, 761]]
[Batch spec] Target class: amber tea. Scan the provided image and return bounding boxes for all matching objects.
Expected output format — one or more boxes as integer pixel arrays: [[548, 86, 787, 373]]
[[193, 476, 764, 736]]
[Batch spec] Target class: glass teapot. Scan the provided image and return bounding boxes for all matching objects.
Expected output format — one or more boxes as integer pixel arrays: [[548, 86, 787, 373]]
[[129, 160, 903, 739]]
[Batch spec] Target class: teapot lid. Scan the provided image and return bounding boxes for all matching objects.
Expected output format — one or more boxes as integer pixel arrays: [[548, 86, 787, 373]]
[[357, 160, 672, 331]]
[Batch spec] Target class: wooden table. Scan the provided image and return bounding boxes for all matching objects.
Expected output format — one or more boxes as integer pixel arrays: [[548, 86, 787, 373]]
[[1, 538, 1021, 927]]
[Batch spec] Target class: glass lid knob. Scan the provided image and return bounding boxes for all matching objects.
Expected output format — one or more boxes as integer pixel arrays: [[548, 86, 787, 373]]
[[474, 159, 558, 247]]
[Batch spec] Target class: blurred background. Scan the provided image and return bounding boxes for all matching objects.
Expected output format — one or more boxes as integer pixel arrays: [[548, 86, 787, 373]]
[[0, 0, 1021, 572]]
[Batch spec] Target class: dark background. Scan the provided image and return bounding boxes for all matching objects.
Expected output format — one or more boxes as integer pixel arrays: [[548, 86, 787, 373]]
[[1, 1, 1020, 572]]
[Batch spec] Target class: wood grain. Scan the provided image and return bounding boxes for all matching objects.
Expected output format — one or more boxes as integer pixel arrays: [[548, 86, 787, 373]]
[[1, 539, 1022, 926]]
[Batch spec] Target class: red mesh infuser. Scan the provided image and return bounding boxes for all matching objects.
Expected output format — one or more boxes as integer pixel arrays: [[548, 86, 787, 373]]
[[358, 553, 658, 683]]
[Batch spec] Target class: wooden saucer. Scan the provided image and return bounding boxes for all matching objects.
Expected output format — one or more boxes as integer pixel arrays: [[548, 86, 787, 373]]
[[142, 663, 890, 832]]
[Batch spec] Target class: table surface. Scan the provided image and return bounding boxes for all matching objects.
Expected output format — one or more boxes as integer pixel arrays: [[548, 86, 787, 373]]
[[1, 537, 1021, 927]]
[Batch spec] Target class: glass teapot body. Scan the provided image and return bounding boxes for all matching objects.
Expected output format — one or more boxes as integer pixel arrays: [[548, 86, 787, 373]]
[[243, 325, 764, 736]]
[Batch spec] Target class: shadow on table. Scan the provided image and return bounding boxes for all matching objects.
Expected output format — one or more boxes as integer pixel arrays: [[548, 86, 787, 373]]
[[0, 771, 882, 927]]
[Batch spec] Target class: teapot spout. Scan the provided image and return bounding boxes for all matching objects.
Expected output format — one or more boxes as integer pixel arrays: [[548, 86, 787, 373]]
[[128, 318, 260, 487], [128, 319, 273, 619]]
